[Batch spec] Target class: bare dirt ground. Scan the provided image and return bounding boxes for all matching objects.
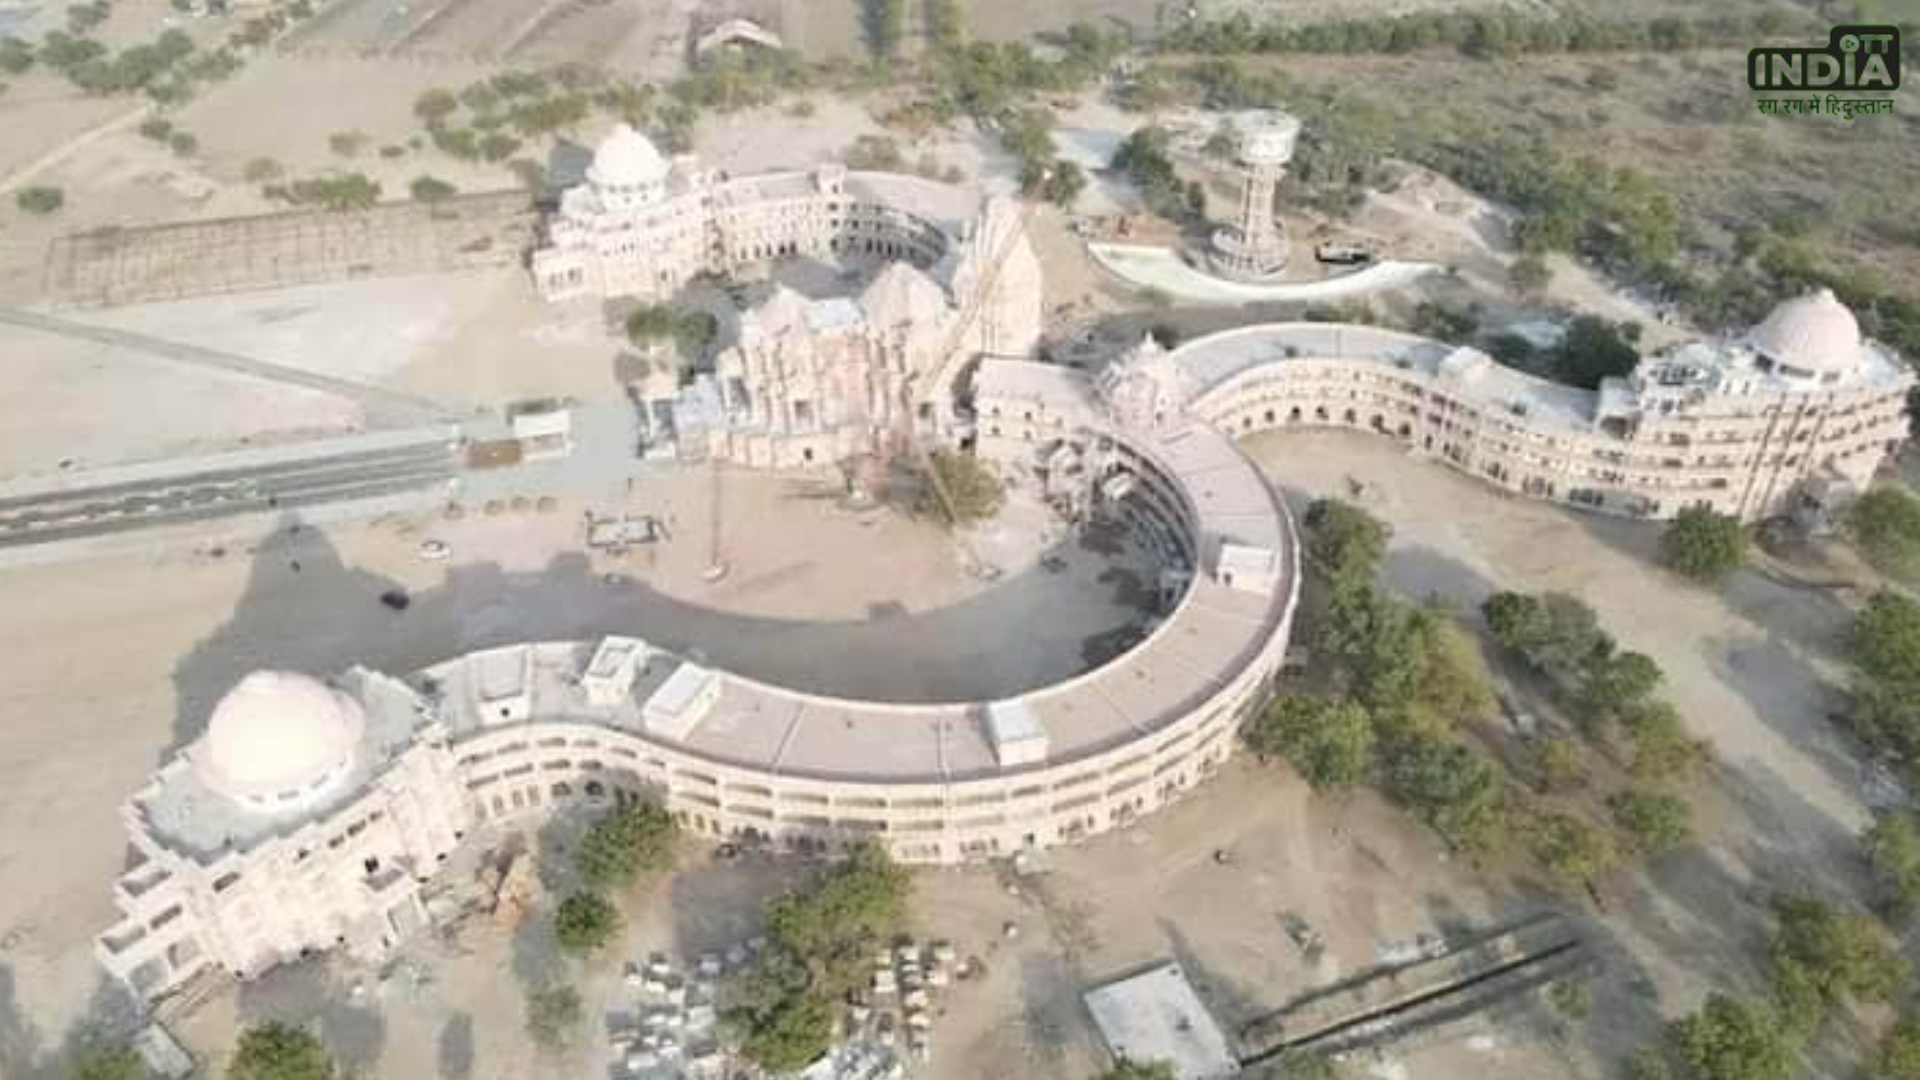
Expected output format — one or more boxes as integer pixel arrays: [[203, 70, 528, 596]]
[[0, 428, 1880, 1080]]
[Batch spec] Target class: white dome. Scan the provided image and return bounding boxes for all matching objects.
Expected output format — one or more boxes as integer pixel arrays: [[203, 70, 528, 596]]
[[1748, 288, 1862, 375], [194, 671, 364, 806], [588, 124, 669, 188]]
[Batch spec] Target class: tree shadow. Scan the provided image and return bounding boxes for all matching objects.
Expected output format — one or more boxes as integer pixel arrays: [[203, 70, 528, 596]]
[[233, 960, 388, 1075], [0, 966, 139, 1080], [436, 1011, 473, 1080]]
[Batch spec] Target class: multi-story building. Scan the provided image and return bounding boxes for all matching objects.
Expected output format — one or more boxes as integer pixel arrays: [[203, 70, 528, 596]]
[[982, 290, 1912, 522], [99, 399, 1298, 1003], [532, 124, 967, 304]]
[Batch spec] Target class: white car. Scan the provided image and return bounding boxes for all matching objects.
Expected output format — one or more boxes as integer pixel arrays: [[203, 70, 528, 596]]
[[417, 539, 451, 561]]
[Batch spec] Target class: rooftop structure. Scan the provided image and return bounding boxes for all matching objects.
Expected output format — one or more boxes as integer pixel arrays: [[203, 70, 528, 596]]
[[1206, 111, 1301, 282], [1084, 962, 1242, 1080]]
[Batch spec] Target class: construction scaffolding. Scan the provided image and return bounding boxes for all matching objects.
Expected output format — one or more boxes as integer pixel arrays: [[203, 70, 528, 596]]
[[44, 190, 540, 309]]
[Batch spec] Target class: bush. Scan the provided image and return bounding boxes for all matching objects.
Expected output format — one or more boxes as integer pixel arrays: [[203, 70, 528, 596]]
[[167, 130, 197, 156], [1608, 788, 1692, 855], [524, 985, 583, 1049], [1521, 804, 1617, 885], [1244, 694, 1375, 787], [243, 157, 283, 182], [1877, 1012, 1920, 1080], [1661, 506, 1748, 583], [327, 130, 368, 157], [0, 37, 34, 76], [138, 116, 173, 141], [16, 186, 64, 214], [67, 1045, 142, 1080], [1767, 892, 1907, 1016], [1667, 995, 1794, 1080], [1847, 486, 1920, 580], [414, 87, 458, 124], [409, 175, 457, 203], [575, 801, 677, 889], [553, 891, 618, 953], [228, 1022, 339, 1080], [1863, 811, 1920, 918], [1620, 700, 1707, 783]]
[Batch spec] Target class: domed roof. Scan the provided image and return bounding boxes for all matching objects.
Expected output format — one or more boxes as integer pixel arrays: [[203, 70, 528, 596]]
[[588, 124, 670, 188], [1748, 288, 1863, 374], [194, 671, 365, 805]]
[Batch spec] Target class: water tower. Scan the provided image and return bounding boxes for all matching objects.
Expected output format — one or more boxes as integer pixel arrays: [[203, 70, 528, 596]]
[[1206, 111, 1301, 282]]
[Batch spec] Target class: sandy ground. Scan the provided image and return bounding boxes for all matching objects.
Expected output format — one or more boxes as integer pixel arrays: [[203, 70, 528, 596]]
[[0, 426, 1882, 1080], [0, 465, 1158, 1074]]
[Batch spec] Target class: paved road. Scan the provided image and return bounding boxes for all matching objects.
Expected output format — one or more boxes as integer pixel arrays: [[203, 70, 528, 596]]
[[0, 442, 457, 549]]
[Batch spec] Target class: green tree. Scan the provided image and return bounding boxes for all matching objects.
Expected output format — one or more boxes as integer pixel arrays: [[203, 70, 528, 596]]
[[408, 175, 457, 202], [1608, 788, 1692, 855], [1384, 736, 1507, 852], [553, 890, 618, 954], [1551, 315, 1641, 390], [1522, 804, 1617, 885], [1863, 811, 1920, 918], [16, 185, 64, 214], [326, 130, 368, 157], [1852, 589, 1920, 692], [1535, 736, 1587, 792], [1767, 892, 1907, 1015], [67, 1045, 142, 1080], [737, 985, 834, 1074], [1877, 1011, 1920, 1080], [1847, 485, 1920, 580], [1661, 507, 1748, 583], [0, 37, 34, 76], [1667, 995, 1794, 1080], [1302, 497, 1390, 585], [919, 450, 1004, 525], [524, 985, 583, 1049], [228, 1022, 337, 1080], [1243, 694, 1375, 787], [625, 303, 680, 346], [1620, 700, 1707, 783], [575, 801, 677, 889], [1574, 649, 1663, 730]]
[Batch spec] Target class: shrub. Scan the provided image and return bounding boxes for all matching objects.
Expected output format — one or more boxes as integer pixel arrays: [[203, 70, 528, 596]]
[[1522, 804, 1617, 885], [16, 186, 64, 214], [553, 891, 618, 953], [1847, 485, 1920, 580], [138, 116, 173, 141], [1863, 811, 1920, 918], [242, 157, 283, 182], [1668, 995, 1795, 1080], [524, 985, 583, 1049], [409, 175, 457, 202], [1608, 788, 1692, 855], [227, 1022, 339, 1080], [167, 130, 197, 155], [414, 87, 458, 123]]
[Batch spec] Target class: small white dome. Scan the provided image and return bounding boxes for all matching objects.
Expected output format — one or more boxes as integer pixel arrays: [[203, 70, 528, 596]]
[[588, 124, 669, 188], [1748, 288, 1862, 375], [194, 672, 364, 806]]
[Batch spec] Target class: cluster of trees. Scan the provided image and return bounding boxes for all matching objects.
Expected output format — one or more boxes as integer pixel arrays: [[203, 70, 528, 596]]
[[996, 108, 1084, 207], [1158, 8, 1809, 61], [624, 304, 718, 360], [725, 843, 911, 1072], [1660, 506, 1749, 584], [1249, 499, 1515, 854], [1628, 893, 1905, 1080], [1841, 589, 1920, 788], [1847, 486, 1920, 581], [261, 173, 382, 212], [918, 449, 1004, 526], [551, 801, 678, 954], [1110, 127, 1203, 223]]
